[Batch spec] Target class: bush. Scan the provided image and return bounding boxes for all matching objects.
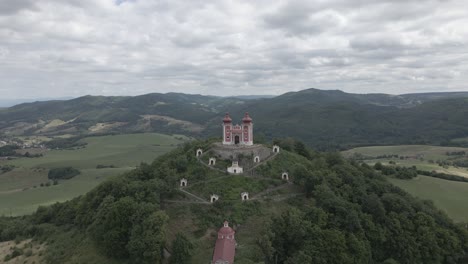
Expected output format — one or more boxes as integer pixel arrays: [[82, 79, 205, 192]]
[[96, 164, 117, 169], [3, 254, 12, 262], [48, 167, 80, 180], [10, 247, 23, 258], [44, 137, 87, 150], [0, 145, 19, 157], [0, 165, 15, 173]]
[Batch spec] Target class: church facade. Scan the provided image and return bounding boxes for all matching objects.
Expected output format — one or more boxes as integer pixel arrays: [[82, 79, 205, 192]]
[[222, 112, 253, 146]]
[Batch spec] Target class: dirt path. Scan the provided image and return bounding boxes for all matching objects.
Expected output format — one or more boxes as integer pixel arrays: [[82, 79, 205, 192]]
[[251, 183, 291, 200], [186, 175, 231, 188], [178, 188, 210, 204], [0, 188, 23, 194], [164, 200, 211, 204], [197, 157, 227, 173], [245, 152, 278, 172]]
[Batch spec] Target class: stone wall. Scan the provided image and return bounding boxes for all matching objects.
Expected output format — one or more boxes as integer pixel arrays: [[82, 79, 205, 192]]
[[210, 142, 272, 161]]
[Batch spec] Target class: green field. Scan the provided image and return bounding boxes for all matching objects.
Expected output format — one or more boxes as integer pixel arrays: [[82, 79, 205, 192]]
[[389, 176, 468, 222], [0, 133, 188, 216], [342, 145, 468, 178], [342, 145, 468, 222]]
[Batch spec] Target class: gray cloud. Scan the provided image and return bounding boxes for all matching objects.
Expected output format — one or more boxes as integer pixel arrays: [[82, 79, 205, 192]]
[[0, 0, 36, 15], [0, 0, 467, 99]]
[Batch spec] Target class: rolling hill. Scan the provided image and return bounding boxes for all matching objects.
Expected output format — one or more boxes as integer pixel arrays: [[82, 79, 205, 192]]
[[1, 88, 468, 149], [1, 139, 467, 263]]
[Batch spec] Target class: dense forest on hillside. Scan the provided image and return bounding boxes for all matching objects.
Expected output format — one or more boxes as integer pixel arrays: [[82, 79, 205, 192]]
[[1, 139, 467, 263], [2, 89, 468, 150]]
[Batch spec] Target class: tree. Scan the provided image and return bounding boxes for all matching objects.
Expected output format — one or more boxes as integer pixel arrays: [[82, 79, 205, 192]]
[[294, 141, 311, 159], [374, 162, 383, 170], [127, 211, 168, 264], [89, 196, 138, 259], [170, 233, 193, 264]]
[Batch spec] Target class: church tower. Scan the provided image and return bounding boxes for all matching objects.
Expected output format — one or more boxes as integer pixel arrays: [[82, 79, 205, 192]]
[[242, 112, 253, 146], [223, 113, 233, 145]]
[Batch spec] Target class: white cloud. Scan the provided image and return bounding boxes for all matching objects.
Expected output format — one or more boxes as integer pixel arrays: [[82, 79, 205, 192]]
[[0, 0, 467, 99]]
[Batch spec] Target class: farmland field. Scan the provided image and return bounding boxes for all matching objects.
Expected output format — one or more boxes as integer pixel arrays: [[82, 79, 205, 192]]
[[342, 145, 468, 177], [389, 176, 468, 222], [0, 133, 188, 216]]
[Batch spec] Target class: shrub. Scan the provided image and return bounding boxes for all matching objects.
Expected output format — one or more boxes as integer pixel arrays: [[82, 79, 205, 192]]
[[48, 167, 80, 180]]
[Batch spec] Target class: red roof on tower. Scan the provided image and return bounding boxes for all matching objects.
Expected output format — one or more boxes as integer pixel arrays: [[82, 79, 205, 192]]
[[242, 112, 252, 123], [212, 221, 236, 264], [223, 113, 232, 123]]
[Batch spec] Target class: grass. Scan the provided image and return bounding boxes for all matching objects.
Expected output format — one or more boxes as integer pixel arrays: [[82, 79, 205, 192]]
[[389, 176, 468, 222], [342, 145, 468, 161], [0, 133, 188, 216], [186, 176, 280, 201], [342, 145, 468, 178], [7, 133, 185, 169]]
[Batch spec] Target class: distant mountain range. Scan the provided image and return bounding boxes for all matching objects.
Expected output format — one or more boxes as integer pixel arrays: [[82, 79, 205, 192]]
[[0, 97, 75, 107], [1, 88, 468, 150]]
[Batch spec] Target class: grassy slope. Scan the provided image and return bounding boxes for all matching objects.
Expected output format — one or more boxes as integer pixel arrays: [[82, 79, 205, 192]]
[[343, 145, 468, 222], [162, 149, 305, 264], [0, 133, 187, 216], [389, 176, 468, 222]]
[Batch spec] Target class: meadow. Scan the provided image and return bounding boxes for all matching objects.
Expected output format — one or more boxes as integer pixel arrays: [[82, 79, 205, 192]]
[[342, 145, 468, 177], [389, 176, 468, 222], [0, 133, 188, 216], [343, 145, 468, 222]]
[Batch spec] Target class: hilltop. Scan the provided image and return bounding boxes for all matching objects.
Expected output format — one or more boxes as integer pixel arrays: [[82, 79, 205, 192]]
[[0, 138, 467, 263], [2, 89, 468, 149]]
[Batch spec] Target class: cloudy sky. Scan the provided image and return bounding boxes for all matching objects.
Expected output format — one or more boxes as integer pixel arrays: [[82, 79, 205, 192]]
[[0, 0, 467, 99]]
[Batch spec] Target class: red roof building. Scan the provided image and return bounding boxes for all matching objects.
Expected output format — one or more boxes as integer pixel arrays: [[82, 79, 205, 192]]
[[212, 221, 236, 264]]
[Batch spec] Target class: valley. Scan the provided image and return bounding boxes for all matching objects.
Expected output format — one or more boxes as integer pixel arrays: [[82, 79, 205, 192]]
[[2, 0, 468, 261], [2, 90, 468, 263], [0, 133, 188, 216]]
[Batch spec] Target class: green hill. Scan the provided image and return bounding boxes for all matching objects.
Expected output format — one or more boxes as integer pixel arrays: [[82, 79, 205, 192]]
[[0, 139, 467, 263], [216, 89, 468, 149], [2, 89, 468, 149]]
